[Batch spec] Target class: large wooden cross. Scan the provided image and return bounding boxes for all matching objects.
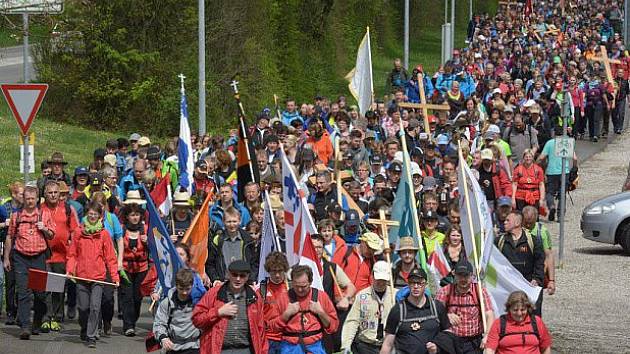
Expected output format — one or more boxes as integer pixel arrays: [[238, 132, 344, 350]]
[[592, 45, 622, 106], [367, 209, 398, 305], [399, 72, 450, 139]]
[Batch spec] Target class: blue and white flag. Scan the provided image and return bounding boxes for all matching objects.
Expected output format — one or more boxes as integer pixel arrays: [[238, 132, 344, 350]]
[[143, 185, 184, 295], [177, 77, 194, 194], [257, 191, 280, 283]]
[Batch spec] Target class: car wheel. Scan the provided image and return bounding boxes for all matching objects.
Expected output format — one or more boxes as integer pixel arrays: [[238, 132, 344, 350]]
[[617, 221, 630, 255]]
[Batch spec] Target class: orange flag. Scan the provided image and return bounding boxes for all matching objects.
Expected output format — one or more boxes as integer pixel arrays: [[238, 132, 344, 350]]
[[182, 192, 213, 277]]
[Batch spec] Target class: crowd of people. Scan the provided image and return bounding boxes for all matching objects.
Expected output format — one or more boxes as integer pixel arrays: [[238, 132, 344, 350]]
[[0, 0, 628, 353]]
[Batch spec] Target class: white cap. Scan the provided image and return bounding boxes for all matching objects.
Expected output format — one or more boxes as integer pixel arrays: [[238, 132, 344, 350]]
[[410, 162, 422, 176], [394, 151, 404, 163], [487, 124, 501, 134], [523, 99, 536, 108], [373, 261, 391, 281], [492, 88, 502, 95]]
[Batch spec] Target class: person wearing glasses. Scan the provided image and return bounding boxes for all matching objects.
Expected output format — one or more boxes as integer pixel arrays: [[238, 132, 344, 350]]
[[380, 267, 453, 354]]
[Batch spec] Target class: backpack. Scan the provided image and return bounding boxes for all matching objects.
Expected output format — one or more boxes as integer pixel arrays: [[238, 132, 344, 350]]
[[497, 228, 540, 255], [505, 125, 534, 149], [499, 313, 540, 341], [395, 295, 440, 334], [340, 245, 355, 268], [285, 288, 322, 352], [16, 208, 52, 259], [444, 284, 481, 314]]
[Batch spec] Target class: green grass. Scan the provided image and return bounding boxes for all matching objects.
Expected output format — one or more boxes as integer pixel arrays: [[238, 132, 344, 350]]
[[0, 103, 119, 189]]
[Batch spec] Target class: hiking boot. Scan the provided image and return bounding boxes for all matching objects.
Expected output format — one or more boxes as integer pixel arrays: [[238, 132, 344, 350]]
[[103, 321, 112, 336], [40, 321, 51, 333], [124, 328, 135, 337], [19, 330, 30, 340], [50, 321, 62, 332], [87, 339, 97, 348], [549, 208, 556, 222], [66, 306, 76, 320]]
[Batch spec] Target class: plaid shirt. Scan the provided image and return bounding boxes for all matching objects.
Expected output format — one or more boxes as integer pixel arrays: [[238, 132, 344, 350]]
[[381, 116, 400, 139], [9, 208, 55, 256], [436, 284, 492, 338]]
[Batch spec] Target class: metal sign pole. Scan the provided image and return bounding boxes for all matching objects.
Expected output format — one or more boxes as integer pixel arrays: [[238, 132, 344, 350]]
[[23, 134, 29, 184], [23, 13, 29, 83], [558, 92, 570, 266]]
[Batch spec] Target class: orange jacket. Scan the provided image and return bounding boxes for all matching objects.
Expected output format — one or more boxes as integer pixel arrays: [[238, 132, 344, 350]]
[[66, 227, 119, 283], [257, 280, 289, 342], [305, 131, 333, 165], [269, 287, 338, 345], [335, 246, 374, 292]]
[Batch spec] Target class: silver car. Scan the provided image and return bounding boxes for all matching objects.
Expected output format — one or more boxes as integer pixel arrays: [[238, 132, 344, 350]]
[[581, 192, 630, 254]]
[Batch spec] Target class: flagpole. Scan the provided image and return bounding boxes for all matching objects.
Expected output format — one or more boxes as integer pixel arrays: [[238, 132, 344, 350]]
[[264, 191, 282, 251], [457, 143, 489, 332], [230, 78, 257, 183], [182, 192, 213, 244], [398, 120, 427, 270], [367, 26, 375, 109]]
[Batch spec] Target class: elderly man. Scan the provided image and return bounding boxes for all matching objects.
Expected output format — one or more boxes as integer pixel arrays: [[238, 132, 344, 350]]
[[342, 261, 398, 354]]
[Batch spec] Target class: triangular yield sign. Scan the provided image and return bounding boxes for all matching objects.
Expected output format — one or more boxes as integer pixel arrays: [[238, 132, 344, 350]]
[[1, 84, 48, 135]]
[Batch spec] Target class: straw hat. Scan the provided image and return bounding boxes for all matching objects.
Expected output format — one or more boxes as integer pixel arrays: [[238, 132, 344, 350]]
[[123, 190, 147, 205], [173, 190, 191, 207], [47, 152, 68, 165]]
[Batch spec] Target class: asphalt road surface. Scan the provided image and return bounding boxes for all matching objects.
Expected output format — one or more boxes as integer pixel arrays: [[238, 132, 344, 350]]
[[0, 45, 35, 83]]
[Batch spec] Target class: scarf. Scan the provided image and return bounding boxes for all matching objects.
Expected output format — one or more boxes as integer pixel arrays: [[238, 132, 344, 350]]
[[125, 222, 143, 232], [84, 219, 104, 234]]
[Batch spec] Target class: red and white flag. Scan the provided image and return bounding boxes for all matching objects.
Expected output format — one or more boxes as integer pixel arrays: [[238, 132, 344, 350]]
[[150, 175, 172, 216], [280, 147, 323, 290], [428, 246, 452, 290], [28, 269, 66, 293]]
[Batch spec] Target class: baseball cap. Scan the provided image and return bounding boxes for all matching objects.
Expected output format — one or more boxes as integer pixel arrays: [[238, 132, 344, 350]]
[[407, 119, 420, 129], [484, 131, 495, 140], [57, 181, 70, 193], [104, 154, 117, 167], [523, 99, 536, 108], [370, 155, 383, 165], [410, 162, 422, 176], [146, 146, 161, 160], [454, 260, 473, 275], [437, 134, 449, 145], [228, 260, 251, 274], [195, 159, 208, 172], [364, 130, 376, 140], [373, 261, 391, 281], [137, 136, 151, 147], [492, 88, 502, 95], [423, 210, 438, 220], [504, 106, 514, 113], [129, 133, 141, 142], [497, 196, 512, 208], [388, 161, 403, 173], [408, 267, 428, 281], [487, 125, 501, 134], [345, 209, 361, 228], [359, 232, 383, 252], [418, 132, 429, 140], [90, 173, 104, 186], [74, 166, 89, 176], [480, 148, 494, 160]]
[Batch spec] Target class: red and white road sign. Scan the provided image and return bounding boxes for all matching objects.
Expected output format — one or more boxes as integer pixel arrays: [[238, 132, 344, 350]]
[[1, 83, 48, 135]]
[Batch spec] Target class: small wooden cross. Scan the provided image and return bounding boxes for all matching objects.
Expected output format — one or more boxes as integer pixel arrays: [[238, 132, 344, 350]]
[[178, 73, 186, 92], [367, 209, 400, 243], [229, 79, 240, 94]]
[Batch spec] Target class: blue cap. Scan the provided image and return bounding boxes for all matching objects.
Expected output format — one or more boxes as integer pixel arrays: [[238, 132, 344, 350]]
[[437, 134, 450, 145], [497, 196, 512, 208], [74, 166, 89, 176]]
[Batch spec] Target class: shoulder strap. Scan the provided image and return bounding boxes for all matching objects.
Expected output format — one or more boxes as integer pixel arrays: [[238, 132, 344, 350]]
[[499, 315, 508, 338], [288, 288, 298, 303], [65, 202, 72, 227], [311, 288, 318, 302], [341, 245, 354, 268], [260, 281, 268, 301], [530, 313, 540, 339], [497, 235, 505, 251], [525, 230, 534, 254], [395, 301, 406, 335]]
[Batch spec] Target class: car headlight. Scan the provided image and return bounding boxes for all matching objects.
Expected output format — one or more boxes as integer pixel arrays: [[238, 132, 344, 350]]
[[585, 203, 616, 215]]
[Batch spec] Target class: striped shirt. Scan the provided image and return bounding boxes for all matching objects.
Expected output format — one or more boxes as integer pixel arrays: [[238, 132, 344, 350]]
[[9, 208, 55, 256], [436, 284, 492, 338]]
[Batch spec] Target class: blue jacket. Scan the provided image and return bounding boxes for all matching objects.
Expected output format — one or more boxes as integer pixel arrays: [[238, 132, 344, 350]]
[[118, 172, 142, 200], [281, 111, 303, 127], [405, 77, 435, 103], [208, 201, 251, 230]]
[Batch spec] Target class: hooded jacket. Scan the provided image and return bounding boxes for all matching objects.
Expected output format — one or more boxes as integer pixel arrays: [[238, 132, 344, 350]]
[[153, 288, 200, 352]]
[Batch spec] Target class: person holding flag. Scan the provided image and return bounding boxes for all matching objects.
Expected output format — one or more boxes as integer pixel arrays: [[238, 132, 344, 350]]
[[435, 260, 494, 354], [66, 201, 120, 348], [257, 252, 290, 354]]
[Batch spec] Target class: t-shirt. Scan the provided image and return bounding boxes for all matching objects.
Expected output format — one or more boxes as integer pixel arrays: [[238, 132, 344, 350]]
[[384, 296, 450, 354], [541, 138, 571, 176], [530, 223, 551, 250], [485, 314, 552, 354]]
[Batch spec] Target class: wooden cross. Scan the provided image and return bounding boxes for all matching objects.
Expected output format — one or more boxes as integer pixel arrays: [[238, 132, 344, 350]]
[[367, 209, 398, 305], [592, 45, 622, 106], [527, 26, 543, 42], [497, 0, 517, 8], [398, 72, 450, 139]]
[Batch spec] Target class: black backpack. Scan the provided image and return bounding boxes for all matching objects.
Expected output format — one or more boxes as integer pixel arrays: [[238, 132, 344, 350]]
[[285, 288, 322, 352], [499, 313, 540, 342]]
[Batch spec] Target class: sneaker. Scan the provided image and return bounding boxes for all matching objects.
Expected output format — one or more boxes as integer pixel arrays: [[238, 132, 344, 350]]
[[103, 321, 112, 336], [31, 326, 41, 336], [50, 321, 62, 332], [66, 306, 76, 320], [19, 330, 30, 340], [549, 208, 556, 222], [124, 328, 135, 337], [87, 339, 97, 348], [40, 321, 51, 333]]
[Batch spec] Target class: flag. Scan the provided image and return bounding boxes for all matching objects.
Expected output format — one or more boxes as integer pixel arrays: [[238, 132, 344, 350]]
[[280, 147, 323, 290], [143, 185, 184, 295], [258, 191, 279, 283], [150, 174, 172, 216], [345, 27, 374, 116], [27, 269, 66, 293], [427, 245, 451, 290], [237, 116, 260, 203], [389, 146, 427, 271], [181, 192, 212, 278], [177, 78, 194, 195], [485, 245, 541, 315], [458, 149, 494, 274]]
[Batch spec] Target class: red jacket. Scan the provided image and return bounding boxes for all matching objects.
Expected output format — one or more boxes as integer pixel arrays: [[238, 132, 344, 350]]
[[257, 280, 289, 342], [334, 246, 374, 292], [122, 225, 149, 273], [489, 162, 512, 198], [42, 202, 79, 264], [269, 287, 338, 346], [192, 283, 267, 354], [66, 227, 120, 283]]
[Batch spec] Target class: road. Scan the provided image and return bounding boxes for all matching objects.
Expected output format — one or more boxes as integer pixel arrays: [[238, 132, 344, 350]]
[[0, 45, 35, 83]]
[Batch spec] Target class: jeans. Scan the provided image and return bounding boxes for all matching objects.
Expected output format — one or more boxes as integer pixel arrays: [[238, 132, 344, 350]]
[[120, 270, 147, 331], [545, 174, 562, 211], [13, 251, 47, 330], [77, 282, 103, 340], [5, 263, 17, 318], [613, 98, 626, 132], [45, 262, 66, 322], [586, 102, 603, 138]]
